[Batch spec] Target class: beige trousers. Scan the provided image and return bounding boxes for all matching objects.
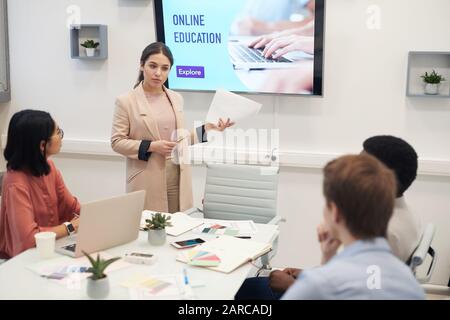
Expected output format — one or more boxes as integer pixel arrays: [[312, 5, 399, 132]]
[[165, 159, 180, 213]]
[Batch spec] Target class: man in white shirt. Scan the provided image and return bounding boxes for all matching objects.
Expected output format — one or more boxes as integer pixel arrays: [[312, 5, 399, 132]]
[[282, 154, 424, 299], [363, 135, 422, 263]]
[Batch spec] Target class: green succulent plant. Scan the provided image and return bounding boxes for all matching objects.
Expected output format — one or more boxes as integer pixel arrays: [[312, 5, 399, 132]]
[[145, 212, 173, 230], [80, 39, 100, 49], [421, 70, 445, 84], [83, 251, 120, 280]]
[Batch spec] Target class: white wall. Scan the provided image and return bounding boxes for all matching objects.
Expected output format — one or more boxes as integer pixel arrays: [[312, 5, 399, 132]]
[[1, 0, 449, 285], [0, 0, 9, 97]]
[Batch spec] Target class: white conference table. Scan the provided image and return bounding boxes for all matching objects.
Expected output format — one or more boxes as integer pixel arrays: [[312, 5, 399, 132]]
[[0, 215, 279, 300]]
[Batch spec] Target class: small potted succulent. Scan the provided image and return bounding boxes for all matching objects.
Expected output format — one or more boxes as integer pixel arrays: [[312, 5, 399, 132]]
[[145, 212, 172, 246], [83, 251, 120, 299], [80, 39, 100, 57], [421, 70, 446, 95]]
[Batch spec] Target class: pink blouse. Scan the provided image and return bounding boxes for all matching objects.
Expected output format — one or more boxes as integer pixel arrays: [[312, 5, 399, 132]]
[[145, 91, 177, 142], [0, 160, 80, 258]]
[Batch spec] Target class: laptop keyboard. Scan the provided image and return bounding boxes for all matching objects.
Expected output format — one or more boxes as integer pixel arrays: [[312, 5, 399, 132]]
[[63, 243, 77, 252], [230, 44, 291, 63]]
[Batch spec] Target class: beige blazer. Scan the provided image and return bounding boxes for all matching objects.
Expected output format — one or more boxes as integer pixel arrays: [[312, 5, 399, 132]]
[[111, 83, 200, 212]]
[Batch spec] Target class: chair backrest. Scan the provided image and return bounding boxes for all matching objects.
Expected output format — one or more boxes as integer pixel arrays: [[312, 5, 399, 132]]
[[203, 163, 279, 223], [409, 223, 437, 284]]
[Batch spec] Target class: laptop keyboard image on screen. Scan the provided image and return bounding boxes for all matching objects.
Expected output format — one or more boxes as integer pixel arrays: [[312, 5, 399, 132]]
[[228, 42, 295, 70], [230, 43, 292, 63]]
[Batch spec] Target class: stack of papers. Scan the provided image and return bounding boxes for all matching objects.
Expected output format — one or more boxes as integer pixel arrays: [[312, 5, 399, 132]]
[[196, 223, 238, 236], [140, 211, 204, 236], [121, 274, 189, 300], [27, 252, 131, 289], [205, 89, 262, 123], [192, 220, 257, 237], [177, 236, 271, 273]]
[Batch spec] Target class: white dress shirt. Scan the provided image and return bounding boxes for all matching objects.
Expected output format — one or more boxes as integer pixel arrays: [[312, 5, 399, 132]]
[[387, 196, 422, 262]]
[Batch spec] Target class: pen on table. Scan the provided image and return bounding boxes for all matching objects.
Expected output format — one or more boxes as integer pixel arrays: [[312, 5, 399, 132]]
[[175, 136, 187, 144], [182, 268, 196, 299], [183, 268, 189, 285]]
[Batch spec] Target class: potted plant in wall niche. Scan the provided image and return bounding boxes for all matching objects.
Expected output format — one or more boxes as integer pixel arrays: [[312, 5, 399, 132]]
[[421, 70, 446, 95], [80, 39, 100, 57], [83, 251, 120, 299], [145, 212, 172, 246]]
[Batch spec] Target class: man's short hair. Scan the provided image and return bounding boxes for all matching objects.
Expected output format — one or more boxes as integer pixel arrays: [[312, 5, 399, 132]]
[[363, 135, 418, 197], [323, 154, 396, 239]]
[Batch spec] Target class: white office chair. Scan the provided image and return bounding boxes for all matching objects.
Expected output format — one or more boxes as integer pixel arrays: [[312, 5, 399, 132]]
[[409, 223, 437, 284], [199, 163, 285, 270], [202, 163, 282, 224]]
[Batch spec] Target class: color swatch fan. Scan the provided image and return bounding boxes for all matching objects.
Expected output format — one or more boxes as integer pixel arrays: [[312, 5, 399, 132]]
[[183, 249, 221, 267]]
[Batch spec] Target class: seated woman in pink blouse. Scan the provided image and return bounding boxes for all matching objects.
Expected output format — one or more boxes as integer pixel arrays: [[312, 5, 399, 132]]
[[0, 110, 80, 259]]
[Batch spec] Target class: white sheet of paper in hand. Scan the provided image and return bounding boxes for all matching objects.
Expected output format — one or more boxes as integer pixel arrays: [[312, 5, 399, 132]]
[[205, 89, 262, 124]]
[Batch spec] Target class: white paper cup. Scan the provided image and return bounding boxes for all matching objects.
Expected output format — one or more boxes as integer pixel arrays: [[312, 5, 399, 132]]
[[34, 232, 56, 258]]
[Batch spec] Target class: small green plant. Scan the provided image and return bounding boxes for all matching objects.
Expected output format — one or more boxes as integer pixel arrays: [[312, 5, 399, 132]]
[[83, 251, 120, 280], [80, 39, 100, 49], [145, 212, 173, 230], [421, 70, 445, 84]]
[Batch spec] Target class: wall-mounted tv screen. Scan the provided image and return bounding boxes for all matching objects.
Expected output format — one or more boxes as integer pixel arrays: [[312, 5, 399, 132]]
[[154, 0, 325, 96]]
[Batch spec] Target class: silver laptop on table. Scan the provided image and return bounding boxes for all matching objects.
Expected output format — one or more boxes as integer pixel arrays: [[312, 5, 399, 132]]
[[56, 190, 146, 258]]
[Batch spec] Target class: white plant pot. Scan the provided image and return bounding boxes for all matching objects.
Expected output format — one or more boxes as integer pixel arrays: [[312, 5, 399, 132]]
[[424, 83, 439, 95], [148, 228, 167, 246], [85, 48, 96, 57], [87, 276, 110, 299]]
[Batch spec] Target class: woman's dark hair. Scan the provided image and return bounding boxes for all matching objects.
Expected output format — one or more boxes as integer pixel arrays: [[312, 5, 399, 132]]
[[4, 109, 55, 176], [134, 42, 174, 88]]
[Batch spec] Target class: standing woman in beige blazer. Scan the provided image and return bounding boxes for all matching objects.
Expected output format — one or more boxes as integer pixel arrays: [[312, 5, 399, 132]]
[[111, 42, 233, 213]]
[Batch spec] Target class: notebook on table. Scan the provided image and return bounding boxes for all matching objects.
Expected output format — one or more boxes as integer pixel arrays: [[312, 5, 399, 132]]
[[177, 235, 271, 274]]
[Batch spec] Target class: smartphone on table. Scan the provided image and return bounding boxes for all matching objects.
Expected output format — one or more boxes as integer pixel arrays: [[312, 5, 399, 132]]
[[170, 238, 205, 249]]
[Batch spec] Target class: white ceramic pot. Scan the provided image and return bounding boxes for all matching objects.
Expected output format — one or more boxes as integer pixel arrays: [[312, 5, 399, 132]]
[[85, 48, 96, 57], [424, 83, 439, 95], [148, 228, 167, 246], [87, 276, 110, 299]]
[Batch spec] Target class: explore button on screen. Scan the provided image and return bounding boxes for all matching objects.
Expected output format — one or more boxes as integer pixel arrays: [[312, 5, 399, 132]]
[[176, 66, 205, 78]]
